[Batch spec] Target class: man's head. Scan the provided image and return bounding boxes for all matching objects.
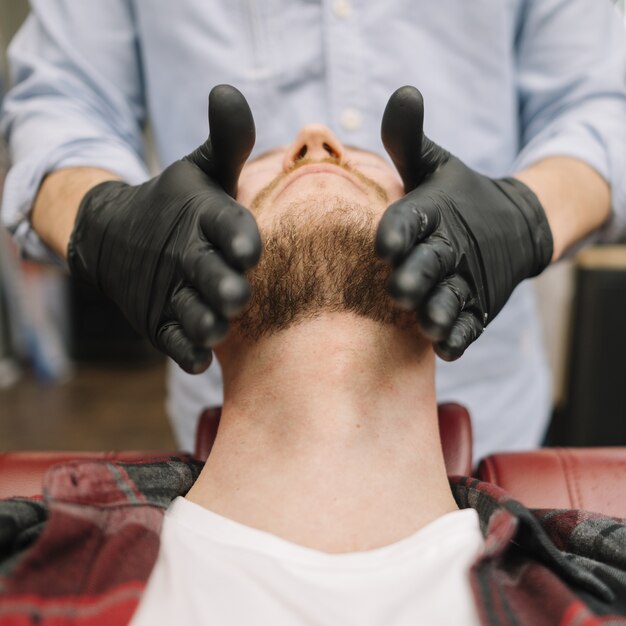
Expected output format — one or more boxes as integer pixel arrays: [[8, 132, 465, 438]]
[[196, 127, 446, 555], [228, 124, 416, 342]]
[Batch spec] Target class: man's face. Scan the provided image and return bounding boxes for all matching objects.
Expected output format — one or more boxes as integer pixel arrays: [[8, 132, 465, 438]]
[[237, 124, 404, 226], [231, 125, 414, 342]]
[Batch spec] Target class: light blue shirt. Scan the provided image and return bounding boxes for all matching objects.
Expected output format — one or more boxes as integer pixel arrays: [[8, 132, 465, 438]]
[[3, 0, 626, 459]]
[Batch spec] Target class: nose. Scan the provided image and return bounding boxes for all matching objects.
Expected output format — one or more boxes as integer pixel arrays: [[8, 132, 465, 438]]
[[282, 124, 346, 170]]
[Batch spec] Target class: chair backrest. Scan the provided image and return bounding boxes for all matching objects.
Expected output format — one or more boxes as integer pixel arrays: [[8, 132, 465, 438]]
[[195, 402, 474, 476], [477, 448, 626, 517], [4, 407, 626, 517]]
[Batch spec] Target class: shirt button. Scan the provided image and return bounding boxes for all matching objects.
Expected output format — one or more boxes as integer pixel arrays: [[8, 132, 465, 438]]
[[333, 0, 352, 19], [340, 108, 363, 131]]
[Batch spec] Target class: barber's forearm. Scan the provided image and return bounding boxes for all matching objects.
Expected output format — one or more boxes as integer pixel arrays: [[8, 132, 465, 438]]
[[514, 157, 611, 262], [31, 167, 121, 260]]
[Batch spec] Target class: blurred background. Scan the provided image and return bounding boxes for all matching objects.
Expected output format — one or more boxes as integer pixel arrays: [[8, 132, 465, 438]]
[[0, 1, 174, 450], [1, 2, 626, 452]]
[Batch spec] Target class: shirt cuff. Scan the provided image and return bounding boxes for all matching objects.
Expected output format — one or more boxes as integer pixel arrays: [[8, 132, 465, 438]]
[[1, 138, 150, 266], [513, 125, 626, 249]]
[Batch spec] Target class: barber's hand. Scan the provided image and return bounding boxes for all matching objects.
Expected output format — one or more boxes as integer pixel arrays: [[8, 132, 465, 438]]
[[68, 85, 261, 373], [377, 86, 553, 360]]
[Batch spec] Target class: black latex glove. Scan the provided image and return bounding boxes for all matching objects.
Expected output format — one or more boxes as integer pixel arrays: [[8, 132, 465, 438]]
[[68, 85, 261, 373], [377, 86, 553, 360]]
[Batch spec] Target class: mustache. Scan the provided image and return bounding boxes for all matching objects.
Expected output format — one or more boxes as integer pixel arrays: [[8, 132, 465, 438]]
[[249, 156, 389, 212]]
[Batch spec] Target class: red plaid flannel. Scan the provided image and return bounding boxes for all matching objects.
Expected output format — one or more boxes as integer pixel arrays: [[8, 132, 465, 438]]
[[1, 458, 625, 625]]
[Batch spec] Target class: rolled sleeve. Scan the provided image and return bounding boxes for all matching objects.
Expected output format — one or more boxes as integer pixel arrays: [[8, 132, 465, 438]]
[[3, 136, 149, 265], [0, 0, 149, 264], [513, 0, 626, 243]]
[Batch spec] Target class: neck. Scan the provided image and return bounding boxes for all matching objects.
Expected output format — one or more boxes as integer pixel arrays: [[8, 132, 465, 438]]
[[187, 313, 457, 553]]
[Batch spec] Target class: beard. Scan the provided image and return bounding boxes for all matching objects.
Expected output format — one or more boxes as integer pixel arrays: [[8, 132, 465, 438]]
[[233, 195, 418, 341]]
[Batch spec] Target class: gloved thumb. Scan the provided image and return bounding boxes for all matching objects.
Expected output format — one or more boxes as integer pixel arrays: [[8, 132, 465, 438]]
[[381, 86, 448, 192], [185, 84, 256, 197]]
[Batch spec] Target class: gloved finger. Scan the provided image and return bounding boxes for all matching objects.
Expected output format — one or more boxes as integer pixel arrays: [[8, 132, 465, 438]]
[[180, 243, 251, 318], [434, 311, 484, 362], [419, 275, 472, 342], [185, 84, 256, 197], [199, 194, 262, 270], [157, 322, 213, 374], [171, 286, 229, 347], [381, 85, 448, 191], [375, 194, 440, 264], [387, 237, 456, 310]]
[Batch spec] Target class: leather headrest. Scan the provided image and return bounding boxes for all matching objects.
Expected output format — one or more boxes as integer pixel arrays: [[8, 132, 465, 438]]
[[477, 448, 626, 517]]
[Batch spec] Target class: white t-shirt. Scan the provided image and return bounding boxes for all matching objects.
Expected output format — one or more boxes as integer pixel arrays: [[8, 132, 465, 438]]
[[131, 497, 484, 626]]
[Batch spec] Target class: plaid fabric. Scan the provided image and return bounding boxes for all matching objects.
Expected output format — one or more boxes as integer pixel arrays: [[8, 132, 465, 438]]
[[0, 459, 625, 625]]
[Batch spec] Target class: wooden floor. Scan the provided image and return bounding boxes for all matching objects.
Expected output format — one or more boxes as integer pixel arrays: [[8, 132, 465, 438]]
[[0, 359, 177, 451]]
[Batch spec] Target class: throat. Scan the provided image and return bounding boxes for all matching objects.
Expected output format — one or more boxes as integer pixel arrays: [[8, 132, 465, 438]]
[[190, 314, 458, 552], [186, 389, 457, 553]]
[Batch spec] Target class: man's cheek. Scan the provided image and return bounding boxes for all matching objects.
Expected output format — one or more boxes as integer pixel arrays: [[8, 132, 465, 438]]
[[237, 172, 276, 207]]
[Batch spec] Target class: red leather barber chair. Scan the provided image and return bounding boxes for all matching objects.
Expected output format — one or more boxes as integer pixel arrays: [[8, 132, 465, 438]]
[[1, 403, 625, 519], [477, 448, 626, 517]]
